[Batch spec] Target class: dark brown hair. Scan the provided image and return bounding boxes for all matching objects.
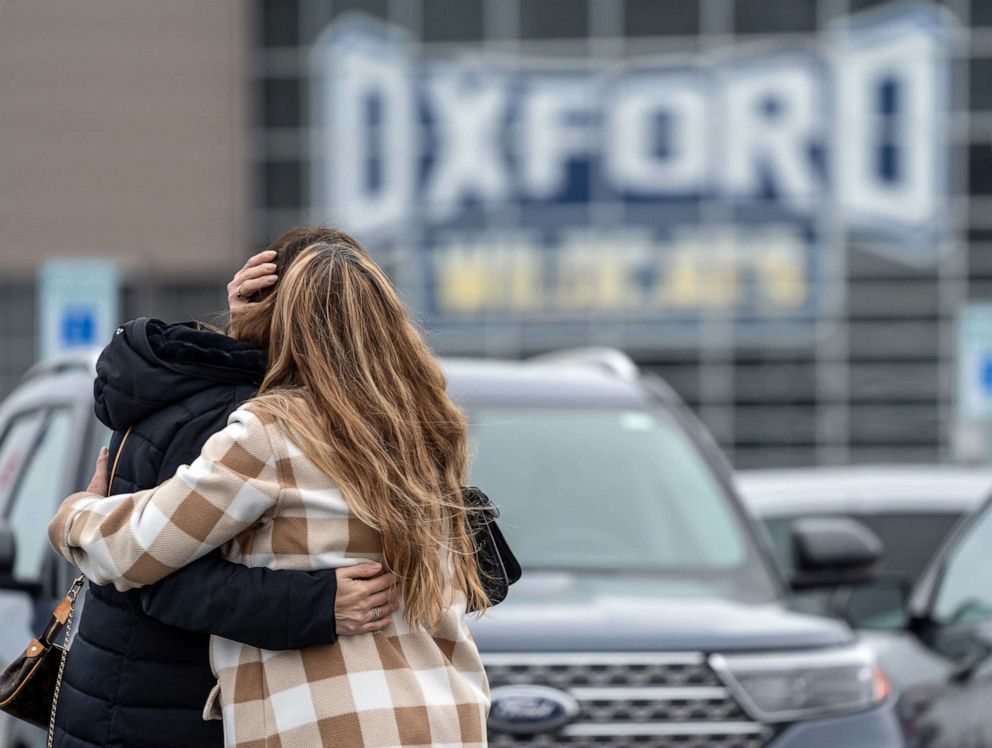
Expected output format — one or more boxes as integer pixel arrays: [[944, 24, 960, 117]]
[[228, 226, 365, 348]]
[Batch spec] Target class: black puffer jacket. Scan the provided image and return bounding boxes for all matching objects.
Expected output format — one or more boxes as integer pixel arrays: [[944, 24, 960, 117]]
[[54, 318, 338, 748]]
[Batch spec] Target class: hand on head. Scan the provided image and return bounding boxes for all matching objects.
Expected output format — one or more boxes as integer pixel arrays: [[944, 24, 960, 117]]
[[228, 250, 279, 320]]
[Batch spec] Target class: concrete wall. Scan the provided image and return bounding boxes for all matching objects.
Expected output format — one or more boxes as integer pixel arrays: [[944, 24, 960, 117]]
[[0, 0, 250, 279]]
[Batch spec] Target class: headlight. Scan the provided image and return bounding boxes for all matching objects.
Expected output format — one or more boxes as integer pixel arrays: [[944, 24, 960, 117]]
[[710, 643, 891, 723]]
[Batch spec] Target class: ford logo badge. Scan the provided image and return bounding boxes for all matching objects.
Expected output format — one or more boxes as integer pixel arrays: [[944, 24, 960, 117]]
[[487, 685, 580, 735]]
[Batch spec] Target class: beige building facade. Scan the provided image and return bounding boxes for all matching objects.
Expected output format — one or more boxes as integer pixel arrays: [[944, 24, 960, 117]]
[[0, 0, 251, 278]]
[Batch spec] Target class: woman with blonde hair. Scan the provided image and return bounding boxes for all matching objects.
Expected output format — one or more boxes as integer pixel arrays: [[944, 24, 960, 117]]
[[49, 234, 491, 747]]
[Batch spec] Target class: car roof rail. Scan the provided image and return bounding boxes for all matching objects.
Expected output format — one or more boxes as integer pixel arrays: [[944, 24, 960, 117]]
[[529, 347, 639, 381], [22, 352, 99, 382]]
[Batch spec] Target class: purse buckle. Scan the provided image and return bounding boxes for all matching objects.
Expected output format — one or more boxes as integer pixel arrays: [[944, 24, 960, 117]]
[[65, 575, 85, 603]]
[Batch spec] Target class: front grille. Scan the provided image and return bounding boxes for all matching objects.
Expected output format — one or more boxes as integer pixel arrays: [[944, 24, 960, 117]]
[[484, 653, 774, 748]]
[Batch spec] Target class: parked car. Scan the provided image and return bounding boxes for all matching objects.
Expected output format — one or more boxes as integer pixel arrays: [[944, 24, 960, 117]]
[[0, 357, 107, 748], [882, 492, 992, 747], [1, 349, 903, 747], [739, 467, 992, 746], [737, 466, 992, 629]]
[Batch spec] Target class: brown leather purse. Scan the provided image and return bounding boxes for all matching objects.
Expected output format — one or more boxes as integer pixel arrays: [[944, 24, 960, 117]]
[[0, 429, 130, 745], [0, 574, 85, 737]]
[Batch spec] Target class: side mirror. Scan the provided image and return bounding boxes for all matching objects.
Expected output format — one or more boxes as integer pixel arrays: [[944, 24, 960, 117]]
[[0, 519, 15, 581], [790, 517, 882, 590]]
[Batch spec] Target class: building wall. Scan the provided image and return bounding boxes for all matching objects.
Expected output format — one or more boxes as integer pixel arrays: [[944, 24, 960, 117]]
[[0, 0, 251, 394], [1, 0, 990, 470], [252, 0, 992, 469], [0, 0, 250, 277]]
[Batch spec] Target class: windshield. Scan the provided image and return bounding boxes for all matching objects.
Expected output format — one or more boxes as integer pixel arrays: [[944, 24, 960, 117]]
[[467, 407, 779, 602]]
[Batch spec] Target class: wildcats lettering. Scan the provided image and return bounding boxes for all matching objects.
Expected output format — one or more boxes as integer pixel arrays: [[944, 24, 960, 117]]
[[430, 228, 809, 316]]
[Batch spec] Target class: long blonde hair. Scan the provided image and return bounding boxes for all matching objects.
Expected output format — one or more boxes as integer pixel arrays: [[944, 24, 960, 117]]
[[241, 238, 489, 627]]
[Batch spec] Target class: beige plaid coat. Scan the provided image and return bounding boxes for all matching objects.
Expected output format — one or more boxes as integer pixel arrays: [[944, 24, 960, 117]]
[[49, 408, 490, 748]]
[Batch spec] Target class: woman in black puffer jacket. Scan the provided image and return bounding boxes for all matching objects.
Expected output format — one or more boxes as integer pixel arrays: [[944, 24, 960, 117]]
[[54, 232, 398, 748]]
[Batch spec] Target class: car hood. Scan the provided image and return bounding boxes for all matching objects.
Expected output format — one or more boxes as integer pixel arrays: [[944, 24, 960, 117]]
[[468, 571, 852, 652]]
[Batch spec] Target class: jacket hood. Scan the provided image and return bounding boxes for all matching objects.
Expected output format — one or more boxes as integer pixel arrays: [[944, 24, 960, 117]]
[[94, 317, 266, 430]]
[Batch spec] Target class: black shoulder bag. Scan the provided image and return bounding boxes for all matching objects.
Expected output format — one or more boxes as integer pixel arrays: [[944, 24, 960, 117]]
[[462, 486, 521, 612]]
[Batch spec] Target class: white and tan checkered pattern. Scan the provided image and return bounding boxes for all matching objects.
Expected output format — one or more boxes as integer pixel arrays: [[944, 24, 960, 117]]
[[49, 408, 490, 747]]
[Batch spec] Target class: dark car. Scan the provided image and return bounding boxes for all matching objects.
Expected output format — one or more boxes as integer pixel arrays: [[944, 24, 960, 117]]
[[1, 349, 903, 747], [886, 493, 992, 747], [739, 467, 992, 746], [737, 466, 992, 629]]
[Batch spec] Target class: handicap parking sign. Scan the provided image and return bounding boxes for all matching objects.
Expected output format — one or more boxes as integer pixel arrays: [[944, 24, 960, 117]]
[[957, 305, 992, 421], [39, 260, 119, 361], [60, 307, 97, 349], [982, 354, 992, 396]]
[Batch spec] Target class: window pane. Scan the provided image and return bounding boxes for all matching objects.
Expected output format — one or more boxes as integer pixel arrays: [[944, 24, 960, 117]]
[[6, 410, 76, 583], [263, 160, 305, 209], [520, 0, 589, 39], [260, 0, 298, 47], [423, 0, 484, 42], [934, 504, 992, 625], [858, 513, 961, 581], [624, 0, 699, 37], [970, 58, 992, 110], [0, 411, 45, 509], [262, 78, 303, 129], [970, 143, 992, 197], [734, 0, 816, 34], [470, 408, 746, 567], [468, 407, 778, 602], [761, 517, 794, 574], [975, 0, 992, 27]]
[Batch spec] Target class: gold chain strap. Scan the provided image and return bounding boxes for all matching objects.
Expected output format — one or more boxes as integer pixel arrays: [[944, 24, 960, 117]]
[[45, 434, 129, 746], [47, 575, 84, 748]]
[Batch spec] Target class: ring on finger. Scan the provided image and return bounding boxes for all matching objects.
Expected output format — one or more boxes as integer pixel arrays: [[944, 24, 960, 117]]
[[235, 285, 244, 300], [371, 606, 381, 621]]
